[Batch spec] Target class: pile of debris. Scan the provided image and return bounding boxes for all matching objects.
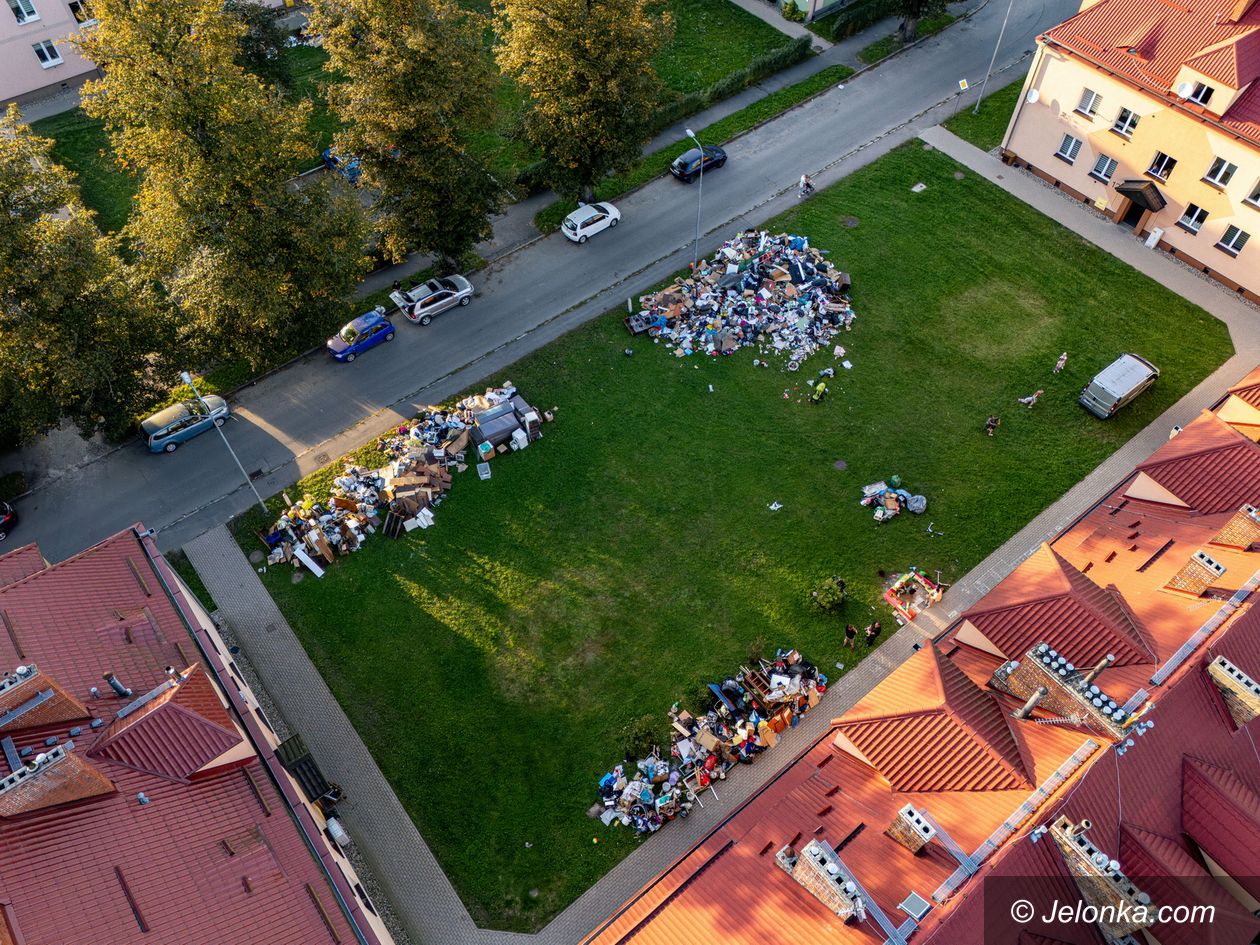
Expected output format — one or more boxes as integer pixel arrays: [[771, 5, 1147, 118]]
[[258, 384, 545, 575], [595, 649, 826, 834], [859, 475, 927, 523], [627, 230, 854, 371]]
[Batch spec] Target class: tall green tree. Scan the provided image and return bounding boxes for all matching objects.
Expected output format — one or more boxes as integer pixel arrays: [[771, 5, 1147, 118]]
[[894, 0, 946, 42], [76, 0, 370, 370], [225, 0, 293, 89], [495, 0, 672, 202], [308, 0, 501, 269], [0, 106, 169, 444]]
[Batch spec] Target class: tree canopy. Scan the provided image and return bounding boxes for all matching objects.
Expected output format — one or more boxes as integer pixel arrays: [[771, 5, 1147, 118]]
[[495, 0, 672, 202]]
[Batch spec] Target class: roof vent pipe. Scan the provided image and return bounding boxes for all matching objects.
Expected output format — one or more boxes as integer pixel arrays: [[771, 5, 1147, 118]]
[[103, 672, 133, 699], [1081, 654, 1115, 687], [1014, 686, 1049, 720], [1066, 818, 1092, 838]]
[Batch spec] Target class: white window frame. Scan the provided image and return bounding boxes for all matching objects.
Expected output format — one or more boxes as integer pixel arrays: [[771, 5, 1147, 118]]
[[6, 0, 39, 25], [1076, 88, 1102, 118], [1090, 154, 1118, 183], [1203, 157, 1237, 188], [1246, 180, 1260, 208], [1189, 82, 1214, 106], [1177, 204, 1208, 233], [1112, 108, 1139, 137], [67, 0, 94, 24], [32, 39, 61, 67], [1217, 225, 1250, 256], [1148, 151, 1177, 181], [1055, 134, 1082, 164]]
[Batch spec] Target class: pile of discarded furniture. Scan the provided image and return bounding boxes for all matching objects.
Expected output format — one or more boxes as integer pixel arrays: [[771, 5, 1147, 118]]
[[859, 475, 927, 523], [884, 567, 943, 624], [628, 230, 854, 371], [595, 649, 826, 834], [255, 384, 545, 576]]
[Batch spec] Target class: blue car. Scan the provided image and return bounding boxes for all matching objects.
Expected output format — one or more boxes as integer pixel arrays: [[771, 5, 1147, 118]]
[[328, 308, 395, 363], [321, 148, 362, 185], [139, 395, 230, 453]]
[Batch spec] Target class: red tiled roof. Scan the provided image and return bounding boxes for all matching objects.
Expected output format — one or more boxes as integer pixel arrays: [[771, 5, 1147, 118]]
[[1181, 756, 1260, 899], [0, 544, 43, 589], [0, 533, 360, 945], [1118, 823, 1260, 945], [89, 665, 243, 783], [962, 544, 1154, 666], [1043, 0, 1260, 145], [0, 750, 115, 819], [1133, 412, 1260, 513], [835, 645, 1031, 792], [1228, 364, 1260, 408]]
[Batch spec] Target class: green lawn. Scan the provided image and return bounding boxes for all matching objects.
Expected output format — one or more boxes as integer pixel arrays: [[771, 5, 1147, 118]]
[[30, 109, 136, 233], [281, 44, 343, 171], [654, 0, 798, 94], [858, 11, 956, 64], [229, 143, 1231, 931], [945, 74, 1024, 151]]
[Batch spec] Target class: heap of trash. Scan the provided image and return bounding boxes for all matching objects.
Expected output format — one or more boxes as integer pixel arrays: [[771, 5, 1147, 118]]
[[256, 384, 546, 575], [594, 649, 826, 834], [860, 475, 927, 523], [627, 230, 854, 371]]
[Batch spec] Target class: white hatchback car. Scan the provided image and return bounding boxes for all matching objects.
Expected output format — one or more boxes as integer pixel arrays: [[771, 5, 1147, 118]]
[[562, 202, 621, 243]]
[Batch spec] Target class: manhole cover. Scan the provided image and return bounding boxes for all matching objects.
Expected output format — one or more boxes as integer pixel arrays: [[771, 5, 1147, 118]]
[[529, 888, 540, 899], [843, 217, 860, 229], [248, 550, 265, 563], [953, 171, 965, 180], [313, 452, 330, 466], [833, 459, 848, 470]]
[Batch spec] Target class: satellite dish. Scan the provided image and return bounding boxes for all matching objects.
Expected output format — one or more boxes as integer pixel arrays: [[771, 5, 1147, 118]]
[[1176, 81, 1194, 98], [1026, 89, 1041, 104]]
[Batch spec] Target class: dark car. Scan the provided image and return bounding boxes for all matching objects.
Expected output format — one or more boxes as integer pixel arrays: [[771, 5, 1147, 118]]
[[327, 308, 395, 363], [670, 145, 727, 183], [0, 501, 15, 542]]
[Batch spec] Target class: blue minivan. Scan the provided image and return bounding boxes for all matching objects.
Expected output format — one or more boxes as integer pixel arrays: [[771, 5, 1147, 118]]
[[140, 396, 230, 453]]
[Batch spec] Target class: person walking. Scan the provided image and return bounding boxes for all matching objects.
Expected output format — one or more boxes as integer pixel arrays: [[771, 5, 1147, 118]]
[[844, 624, 858, 648], [1017, 389, 1044, 409], [1054, 352, 1067, 374], [864, 621, 882, 647], [985, 414, 1000, 436]]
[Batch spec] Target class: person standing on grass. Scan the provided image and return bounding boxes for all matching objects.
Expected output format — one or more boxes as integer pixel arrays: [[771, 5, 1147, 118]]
[[1054, 352, 1068, 374], [985, 415, 1000, 436], [844, 624, 858, 648], [864, 622, 881, 647]]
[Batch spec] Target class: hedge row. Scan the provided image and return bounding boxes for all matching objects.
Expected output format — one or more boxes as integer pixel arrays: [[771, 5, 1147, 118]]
[[819, 0, 895, 40]]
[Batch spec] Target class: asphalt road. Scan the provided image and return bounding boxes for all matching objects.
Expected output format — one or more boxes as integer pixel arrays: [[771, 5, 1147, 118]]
[[16, 0, 1077, 561]]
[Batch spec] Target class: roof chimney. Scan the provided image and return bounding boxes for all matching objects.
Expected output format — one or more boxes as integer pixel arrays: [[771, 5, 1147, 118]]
[[1081, 655, 1115, 687], [1207, 655, 1260, 727], [1013, 686, 1048, 720], [102, 672, 133, 699], [776, 840, 866, 921], [1049, 815, 1153, 939], [885, 804, 936, 854], [1164, 550, 1227, 597], [1209, 505, 1260, 551], [990, 644, 1133, 738]]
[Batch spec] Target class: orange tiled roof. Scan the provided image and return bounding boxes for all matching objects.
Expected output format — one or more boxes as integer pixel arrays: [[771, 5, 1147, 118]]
[[1228, 364, 1260, 409], [835, 645, 1031, 792], [1181, 756, 1260, 899], [962, 544, 1154, 666], [1043, 0, 1260, 146], [0, 544, 44, 589], [1133, 411, 1260, 513]]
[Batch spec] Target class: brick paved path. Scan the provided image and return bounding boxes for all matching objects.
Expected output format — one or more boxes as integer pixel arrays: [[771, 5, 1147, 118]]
[[185, 127, 1260, 945]]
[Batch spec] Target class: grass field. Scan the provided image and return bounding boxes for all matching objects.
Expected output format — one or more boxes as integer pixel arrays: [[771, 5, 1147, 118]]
[[945, 74, 1024, 151], [230, 143, 1232, 930], [858, 11, 956, 64]]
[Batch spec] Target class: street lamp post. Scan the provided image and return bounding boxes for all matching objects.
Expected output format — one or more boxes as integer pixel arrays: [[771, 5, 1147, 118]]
[[180, 371, 269, 516], [973, 0, 1017, 114], [686, 128, 704, 272]]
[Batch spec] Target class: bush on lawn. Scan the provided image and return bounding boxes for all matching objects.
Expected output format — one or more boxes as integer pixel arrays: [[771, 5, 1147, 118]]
[[826, 0, 894, 39], [811, 576, 848, 612], [619, 713, 668, 761]]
